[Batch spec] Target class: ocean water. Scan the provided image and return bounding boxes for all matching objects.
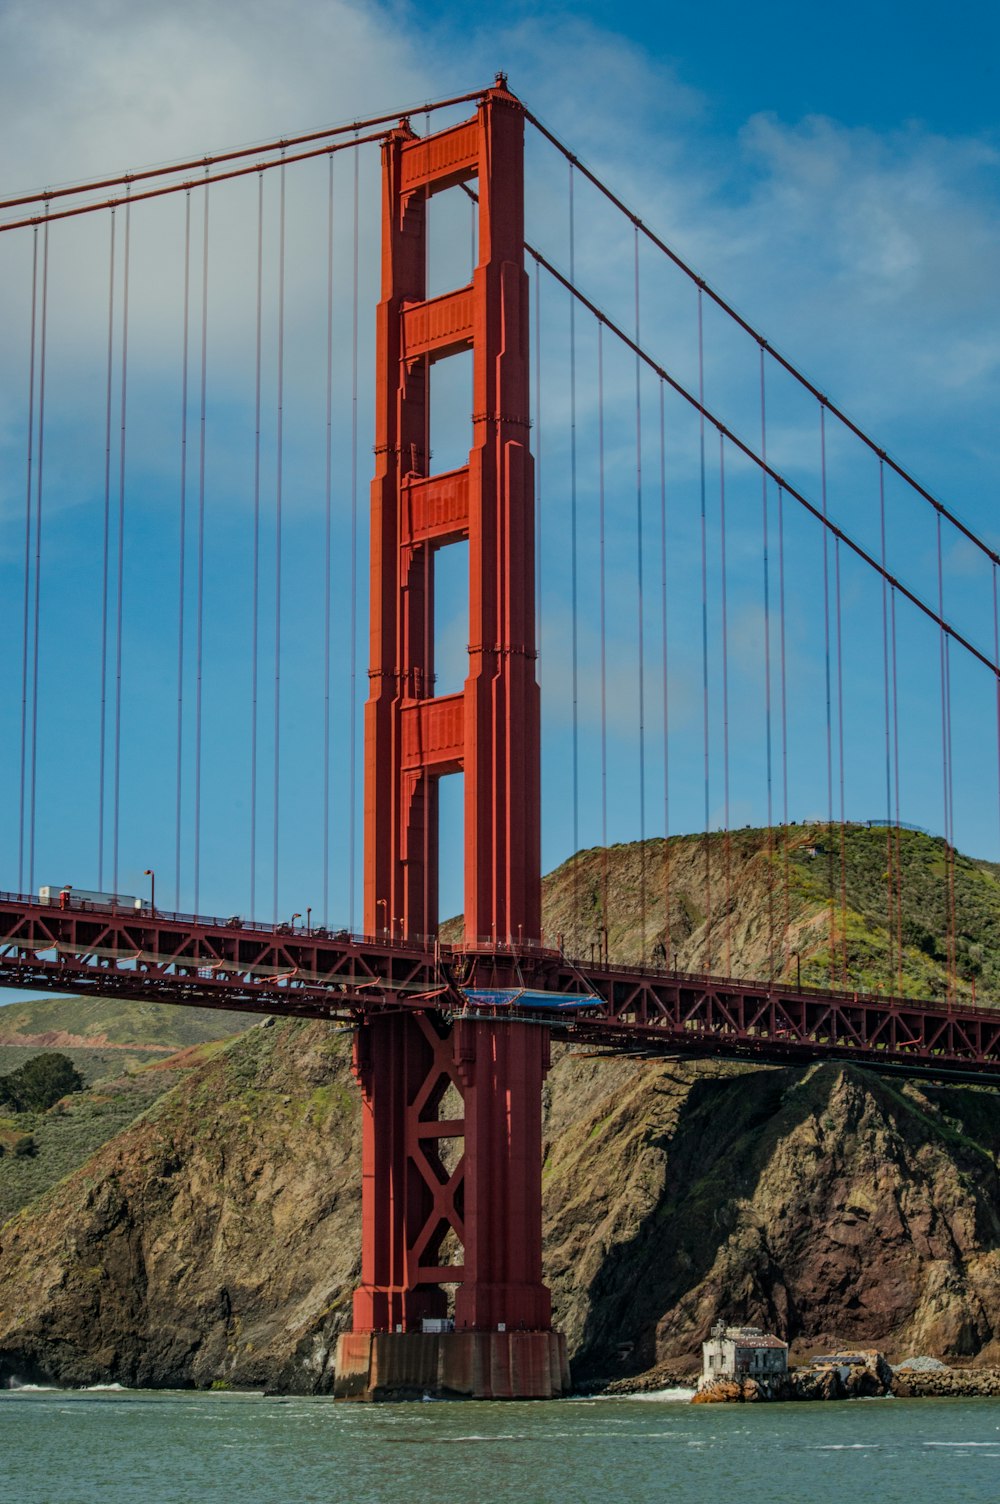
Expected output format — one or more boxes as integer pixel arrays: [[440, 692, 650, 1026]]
[[4, 1385, 1000, 1504]]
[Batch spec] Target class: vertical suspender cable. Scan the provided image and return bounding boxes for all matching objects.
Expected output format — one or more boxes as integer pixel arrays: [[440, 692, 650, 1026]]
[[719, 433, 731, 975], [945, 634, 956, 992], [349, 141, 359, 932], [634, 225, 647, 960], [421, 429, 431, 939], [994, 566, 1000, 882], [891, 587, 903, 992], [879, 460, 895, 989], [759, 350, 774, 977], [835, 538, 848, 983], [568, 163, 580, 939], [175, 192, 191, 911], [111, 198, 129, 896], [698, 288, 711, 961], [250, 174, 263, 919], [777, 484, 790, 942], [420, 196, 432, 940], [820, 406, 835, 981], [323, 155, 334, 927], [936, 513, 955, 999], [534, 258, 543, 701], [273, 157, 286, 923], [98, 213, 116, 891], [659, 380, 671, 967], [193, 180, 208, 913], [598, 324, 609, 959], [28, 213, 49, 895], [18, 225, 38, 890]]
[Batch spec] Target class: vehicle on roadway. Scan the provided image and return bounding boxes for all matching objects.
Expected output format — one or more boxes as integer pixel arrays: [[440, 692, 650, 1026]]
[[38, 886, 147, 911]]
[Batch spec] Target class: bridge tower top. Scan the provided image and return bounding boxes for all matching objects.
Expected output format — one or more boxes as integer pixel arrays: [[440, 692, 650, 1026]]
[[364, 82, 540, 947]]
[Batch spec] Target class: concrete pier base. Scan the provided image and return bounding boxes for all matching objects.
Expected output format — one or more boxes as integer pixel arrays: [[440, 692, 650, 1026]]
[[334, 1330, 570, 1401]]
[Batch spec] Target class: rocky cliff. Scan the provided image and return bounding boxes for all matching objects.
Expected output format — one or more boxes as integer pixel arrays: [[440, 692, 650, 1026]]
[[4, 1023, 1000, 1391], [2, 825, 1000, 1391]]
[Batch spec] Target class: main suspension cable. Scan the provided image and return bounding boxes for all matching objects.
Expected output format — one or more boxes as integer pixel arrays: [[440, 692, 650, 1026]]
[[521, 107, 1000, 573], [0, 130, 387, 235], [525, 246, 1000, 679], [1, 87, 492, 215]]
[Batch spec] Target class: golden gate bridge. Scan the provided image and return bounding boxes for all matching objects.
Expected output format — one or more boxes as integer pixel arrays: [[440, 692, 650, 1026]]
[[2, 77, 999, 1398]]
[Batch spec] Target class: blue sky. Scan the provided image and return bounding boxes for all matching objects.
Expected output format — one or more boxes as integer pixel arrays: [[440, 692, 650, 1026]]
[[0, 0, 998, 952]]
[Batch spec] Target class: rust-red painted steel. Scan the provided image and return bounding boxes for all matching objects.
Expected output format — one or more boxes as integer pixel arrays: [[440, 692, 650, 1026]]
[[358, 84, 548, 1338], [364, 86, 539, 949], [0, 892, 439, 1016], [5, 893, 1000, 1079], [521, 107, 1000, 574], [0, 87, 490, 216]]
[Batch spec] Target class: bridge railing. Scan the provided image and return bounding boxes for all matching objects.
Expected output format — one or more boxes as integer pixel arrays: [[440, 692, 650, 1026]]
[[2, 889, 994, 1024]]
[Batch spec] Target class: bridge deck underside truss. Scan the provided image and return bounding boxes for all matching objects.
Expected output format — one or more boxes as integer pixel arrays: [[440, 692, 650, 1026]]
[[3, 895, 1000, 1080]]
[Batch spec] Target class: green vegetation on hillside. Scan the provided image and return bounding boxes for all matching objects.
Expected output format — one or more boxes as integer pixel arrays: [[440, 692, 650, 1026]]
[[0, 994, 258, 1050], [0, 1053, 83, 1112], [544, 822, 1000, 1003], [0, 1053, 204, 1225]]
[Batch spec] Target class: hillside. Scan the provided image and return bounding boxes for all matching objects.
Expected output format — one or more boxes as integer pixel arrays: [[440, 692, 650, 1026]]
[[3, 1021, 1000, 1390], [0, 995, 258, 1225], [2, 824, 1000, 1391], [0, 994, 258, 1056], [541, 822, 1000, 1001]]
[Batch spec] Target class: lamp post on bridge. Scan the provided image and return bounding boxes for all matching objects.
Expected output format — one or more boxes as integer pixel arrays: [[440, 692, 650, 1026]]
[[143, 869, 155, 914]]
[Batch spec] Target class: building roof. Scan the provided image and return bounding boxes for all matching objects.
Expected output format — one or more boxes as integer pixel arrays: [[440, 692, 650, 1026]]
[[706, 1326, 788, 1350], [733, 1336, 788, 1350]]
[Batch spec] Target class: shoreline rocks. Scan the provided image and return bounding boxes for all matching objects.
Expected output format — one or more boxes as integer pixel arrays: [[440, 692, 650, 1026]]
[[891, 1366, 1000, 1399]]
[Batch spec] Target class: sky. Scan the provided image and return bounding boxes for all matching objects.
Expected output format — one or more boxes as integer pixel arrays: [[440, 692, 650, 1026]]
[[0, 0, 998, 954]]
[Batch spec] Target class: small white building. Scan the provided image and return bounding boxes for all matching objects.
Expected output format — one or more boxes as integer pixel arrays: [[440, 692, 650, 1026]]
[[701, 1323, 788, 1385]]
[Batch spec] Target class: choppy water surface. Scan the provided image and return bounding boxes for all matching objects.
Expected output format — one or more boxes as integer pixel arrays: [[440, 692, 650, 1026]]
[[5, 1386, 1000, 1504]]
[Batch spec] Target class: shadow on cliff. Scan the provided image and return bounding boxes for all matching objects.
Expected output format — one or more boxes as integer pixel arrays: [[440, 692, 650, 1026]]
[[564, 1060, 1000, 1383]]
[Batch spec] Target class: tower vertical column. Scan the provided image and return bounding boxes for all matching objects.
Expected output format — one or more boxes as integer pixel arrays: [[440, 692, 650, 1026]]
[[464, 91, 540, 949], [342, 82, 564, 1400]]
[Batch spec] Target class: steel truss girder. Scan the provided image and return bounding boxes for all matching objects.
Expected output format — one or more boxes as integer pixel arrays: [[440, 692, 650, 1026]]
[[3, 894, 1000, 1078]]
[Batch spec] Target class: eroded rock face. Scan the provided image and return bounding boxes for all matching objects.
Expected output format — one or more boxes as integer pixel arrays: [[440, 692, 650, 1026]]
[[0, 1021, 362, 1392], [542, 1054, 1000, 1384], [4, 1022, 1000, 1392]]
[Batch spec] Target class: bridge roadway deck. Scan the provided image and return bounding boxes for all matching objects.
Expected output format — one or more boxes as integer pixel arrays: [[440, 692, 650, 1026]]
[[2, 892, 999, 1082]]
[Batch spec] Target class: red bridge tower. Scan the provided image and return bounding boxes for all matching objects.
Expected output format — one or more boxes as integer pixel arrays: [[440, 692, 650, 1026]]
[[335, 81, 568, 1399]]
